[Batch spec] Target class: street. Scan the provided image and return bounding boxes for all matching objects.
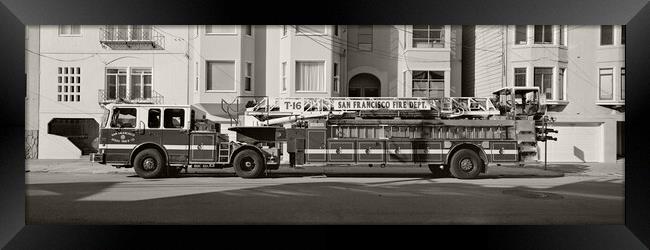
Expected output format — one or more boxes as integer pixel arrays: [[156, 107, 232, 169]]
[[26, 166, 624, 224]]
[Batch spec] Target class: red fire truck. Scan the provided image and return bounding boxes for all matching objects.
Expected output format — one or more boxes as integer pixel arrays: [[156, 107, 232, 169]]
[[91, 87, 548, 179]]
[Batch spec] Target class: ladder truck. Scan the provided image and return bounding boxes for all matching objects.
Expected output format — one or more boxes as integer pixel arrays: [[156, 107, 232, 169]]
[[91, 87, 549, 179]]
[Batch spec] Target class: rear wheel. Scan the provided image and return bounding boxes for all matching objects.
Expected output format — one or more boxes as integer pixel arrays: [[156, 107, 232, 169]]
[[449, 149, 482, 179], [133, 149, 166, 179], [233, 149, 266, 178]]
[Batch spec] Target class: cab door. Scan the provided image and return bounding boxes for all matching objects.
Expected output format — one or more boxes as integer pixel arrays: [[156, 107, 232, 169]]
[[161, 108, 191, 164], [103, 107, 140, 164]]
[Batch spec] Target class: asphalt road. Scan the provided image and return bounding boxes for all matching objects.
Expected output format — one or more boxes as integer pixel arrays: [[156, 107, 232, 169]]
[[26, 169, 624, 224]]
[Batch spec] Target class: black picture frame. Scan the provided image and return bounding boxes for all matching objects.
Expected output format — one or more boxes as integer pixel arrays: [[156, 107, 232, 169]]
[[1, 0, 649, 248]]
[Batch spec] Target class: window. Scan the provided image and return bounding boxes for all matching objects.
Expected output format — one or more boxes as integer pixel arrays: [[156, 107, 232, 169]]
[[58, 25, 81, 36], [130, 68, 152, 99], [534, 67, 553, 99], [244, 62, 253, 91], [57, 67, 81, 102], [205, 25, 237, 34], [534, 25, 553, 44], [282, 25, 288, 36], [558, 25, 566, 45], [333, 62, 339, 92], [106, 68, 127, 100], [111, 108, 137, 128], [206, 61, 235, 91], [600, 25, 613, 45], [357, 25, 373, 51], [621, 25, 626, 45], [514, 68, 527, 86], [515, 25, 527, 45], [599, 68, 613, 100], [412, 71, 444, 98], [412, 25, 444, 48], [558, 68, 566, 100], [148, 109, 161, 128], [296, 25, 326, 35], [243, 25, 253, 36], [295, 61, 325, 92], [164, 109, 185, 129], [333, 25, 339, 36], [194, 62, 199, 91], [621, 68, 625, 100], [281, 62, 287, 92]]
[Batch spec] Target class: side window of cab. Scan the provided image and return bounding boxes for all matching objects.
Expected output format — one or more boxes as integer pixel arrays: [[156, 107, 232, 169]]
[[110, 108, 137, 128], [164, 109, 185, 129], [148, 109, 161, 128]]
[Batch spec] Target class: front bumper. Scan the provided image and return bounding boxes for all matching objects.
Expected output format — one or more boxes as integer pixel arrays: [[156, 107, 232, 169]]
[[90, 153, 105, 164]]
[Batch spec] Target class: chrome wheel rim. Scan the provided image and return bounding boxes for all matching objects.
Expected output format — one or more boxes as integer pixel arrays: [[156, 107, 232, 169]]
[[460, 158, 474, 171], [143, 158, 157, 171]]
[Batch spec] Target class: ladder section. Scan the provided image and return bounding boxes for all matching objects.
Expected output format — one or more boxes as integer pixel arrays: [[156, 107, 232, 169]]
[[217, 142, 230, 163], [246, 96, 501, 123]]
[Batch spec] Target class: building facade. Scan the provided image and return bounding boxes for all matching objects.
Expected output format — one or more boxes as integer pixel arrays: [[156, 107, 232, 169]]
[[26, 25, 623, 163], [463, 25, 625, 163]]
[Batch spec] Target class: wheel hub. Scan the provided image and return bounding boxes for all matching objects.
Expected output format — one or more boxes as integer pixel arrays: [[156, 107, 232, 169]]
[[241, 157, 255, 171], [460, 158, 474, 171], [143, 158, 156, 171]]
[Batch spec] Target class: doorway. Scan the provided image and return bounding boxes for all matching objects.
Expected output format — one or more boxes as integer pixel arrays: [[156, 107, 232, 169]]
[[349, 73, 380, 97]]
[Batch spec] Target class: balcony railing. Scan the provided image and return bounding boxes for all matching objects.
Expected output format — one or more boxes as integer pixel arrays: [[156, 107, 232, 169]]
[[98, 89, 164, 105], [99, 25, 164, 50]]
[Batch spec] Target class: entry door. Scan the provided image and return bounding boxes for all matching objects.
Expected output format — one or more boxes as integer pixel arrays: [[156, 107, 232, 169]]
[[161, 108, 190, 164]]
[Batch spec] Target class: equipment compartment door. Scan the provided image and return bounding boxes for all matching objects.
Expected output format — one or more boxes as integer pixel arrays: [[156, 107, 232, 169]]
[[490, 141, 518, 162], [306, 129, 326, 162], [328, 141, 355, 162], [189, 133, 216, 163], [388, 141, 413, 162], [357, 141, 385, 163], [415, 141, 443, 163]]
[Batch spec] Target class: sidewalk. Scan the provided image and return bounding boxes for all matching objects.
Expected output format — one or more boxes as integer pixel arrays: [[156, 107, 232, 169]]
[[502, 160, 624, 178]]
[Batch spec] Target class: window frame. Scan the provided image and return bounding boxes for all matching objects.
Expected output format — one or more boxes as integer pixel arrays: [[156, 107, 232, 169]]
[[281, 25, 288, 38], [147, 108, 162, 129], [557, 68, 566, 101], [129, 67, 153, 100], [244, 62, 253, 92], [105, 68, 128, 100], [621, 25, 626, 45], [205, 60, 237, 93], [281, 61, 288, 93], [621, 67, 625, 100], [514, 67, 527, 87], [57, 66, 82, 102], [533, 25, 553, 44], [514, 25, 528, 45], [205, 25, 238, 35], [58, 25, 81, 37], [333, 62, 340, 93], [333, 25, 339, 37], [295, 25, 327, 35], [110, 107, 138, 129], [357, 25, 373, 51], [598, 68, 614, 101], [411, 25, 445, 49], [295, 60, 326, 93], [411, 70, 445, 98], [163, 108, 186, 129], [533, 67, 554, 100], [600, 25, 614, 46]]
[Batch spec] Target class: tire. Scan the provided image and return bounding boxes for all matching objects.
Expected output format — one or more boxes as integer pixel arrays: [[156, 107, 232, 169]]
[[449, 149, 482, 179], [233, 149, 266, 178], [133, 149, 166, 179], [428, 164, 450, 178]]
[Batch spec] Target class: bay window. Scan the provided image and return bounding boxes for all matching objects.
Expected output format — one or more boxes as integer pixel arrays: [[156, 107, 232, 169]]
[[412, 25, 444, 48], [515, 25, 527, 45], [600, 25, 613, 45], [296, 61, 325, 92], [206, 61, 235, 91], [412, 71, 444, 98], [598, 68, 613, 100], [296, 25, 326, 35], [533, 67, 553, 99], [357, 25, 373, 51], [534, 25, 553, 44], [514, 68, 526, 86]]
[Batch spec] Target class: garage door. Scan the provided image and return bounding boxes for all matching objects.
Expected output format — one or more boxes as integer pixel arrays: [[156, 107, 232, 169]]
[[538, 122, 603, 163]]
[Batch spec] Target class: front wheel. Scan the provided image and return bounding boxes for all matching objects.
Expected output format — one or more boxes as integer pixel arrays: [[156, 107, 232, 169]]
[[133, 149, 166, 179], [449, 149, 482, 179], [233, 149, 266, 178]]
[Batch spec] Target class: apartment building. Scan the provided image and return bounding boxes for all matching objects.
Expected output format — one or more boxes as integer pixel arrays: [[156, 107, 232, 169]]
[[26, 25, 191, 159], [463, 25, 625, 163], [27, 25, 622, 163]]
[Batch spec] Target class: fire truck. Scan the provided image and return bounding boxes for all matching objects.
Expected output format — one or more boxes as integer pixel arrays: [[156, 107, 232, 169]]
[[91, 86, 548, 179]]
